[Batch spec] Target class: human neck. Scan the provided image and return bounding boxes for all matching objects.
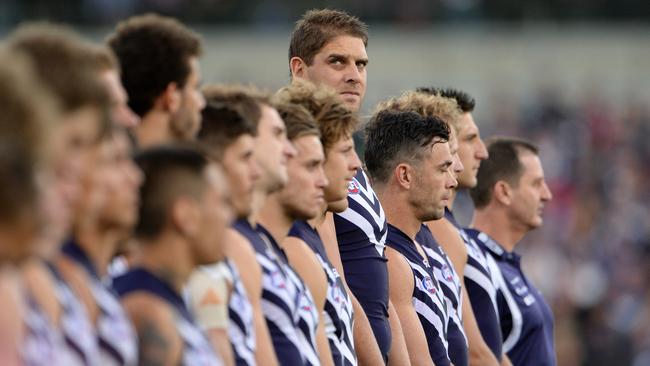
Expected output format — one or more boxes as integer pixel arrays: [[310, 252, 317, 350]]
[[248, 188, 269, 226], [308, 202, 329, 228], [137, 233, 193, 293], [136, 110, 173, 148], [471, 208, 526, 253], [257, 193, 294, 247], [74, 223, 126, 277], [375, 185, 420, 241]]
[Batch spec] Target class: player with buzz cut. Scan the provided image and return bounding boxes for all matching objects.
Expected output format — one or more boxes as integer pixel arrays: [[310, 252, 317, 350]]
[[113, 146, 232, 365], [289, 9, 409, 365], [366, 109, 457, 366], [107, 13, 206, 148], [466, 137, 556, 366]]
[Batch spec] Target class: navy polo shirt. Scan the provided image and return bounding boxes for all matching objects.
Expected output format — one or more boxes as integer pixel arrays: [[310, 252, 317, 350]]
[[465, 229, 556, 366]]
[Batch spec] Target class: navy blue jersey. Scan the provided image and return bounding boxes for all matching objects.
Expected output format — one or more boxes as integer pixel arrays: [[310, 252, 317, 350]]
[[232, 219, 305, 365], [333, 170, 390, 362], [62, 240, 138, 366], [289, 220, 357, 366], [447, 208, 503, 360], [465, 229, 556, 366], [113, 268, 222, 365], [416, 225, 468, 366], [257, 224, 320, 366], [386, 224, 451, 366]]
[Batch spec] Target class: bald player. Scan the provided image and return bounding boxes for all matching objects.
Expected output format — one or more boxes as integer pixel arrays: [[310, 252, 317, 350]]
[[466, 137, 555, 366], [289, 9, 408, 364]]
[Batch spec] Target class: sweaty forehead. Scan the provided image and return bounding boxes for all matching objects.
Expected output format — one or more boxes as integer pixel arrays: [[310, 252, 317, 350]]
[[317, 35, 367, 59]]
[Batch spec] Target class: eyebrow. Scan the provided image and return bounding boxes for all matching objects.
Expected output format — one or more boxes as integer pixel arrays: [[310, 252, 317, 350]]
[[327, 53, 368, 64], [439, 160, 453, 169]]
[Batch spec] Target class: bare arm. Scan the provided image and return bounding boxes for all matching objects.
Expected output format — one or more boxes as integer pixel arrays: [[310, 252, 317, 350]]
[[284, 237, 335, 366], [427, 219, 499, 366], [227, 229, 279, 366], [122, 294, 183, 366], [387, 299, 411, 366], [386, 247, 434, 366], [317, 212, 385, 365]]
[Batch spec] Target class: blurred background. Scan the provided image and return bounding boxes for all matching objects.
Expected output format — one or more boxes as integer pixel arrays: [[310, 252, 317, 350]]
[[2, 1, 650, 365]]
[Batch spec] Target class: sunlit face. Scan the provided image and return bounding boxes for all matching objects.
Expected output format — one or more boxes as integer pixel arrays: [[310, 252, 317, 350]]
[[194, 164, 233, 264], [170, 57, 205, 141], [36, 106, 103, 256], [507, 152, 553, 231], [456, 112, 488, 189], [410, 140, 458, 222], [323, 136, 361, 211], [278, 135, 328, 220], [101, 69, 139, 128], [298, 35, 368, 112], [254, 105, 296, 193], [221, 134, 260, 219]]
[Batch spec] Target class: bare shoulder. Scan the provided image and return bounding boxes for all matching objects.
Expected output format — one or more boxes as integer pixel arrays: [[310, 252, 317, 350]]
[[226, 228, 262, 295], [122, 292, 183, 366], [385, 246, 414, 301], [283, 237, 326, 292], [425, 219, 468, 267], [53, 254, 98, 321]]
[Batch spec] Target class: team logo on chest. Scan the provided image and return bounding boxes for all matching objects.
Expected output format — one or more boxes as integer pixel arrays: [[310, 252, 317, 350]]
[[423, 275, 437, 294], [441, 264, 454, 282], [348, 180, 360, 194], [270, 270, 286, 289]]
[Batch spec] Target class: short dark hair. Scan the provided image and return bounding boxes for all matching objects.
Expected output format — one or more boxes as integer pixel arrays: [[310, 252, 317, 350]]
[[276, 81, 358, 154], [197, 94, 258, 161], [6, 23, 111, 134], [0, 49, 57, 224], [365, 110, 450, 185], [470, 137, 539, 209], [417, 87, 476, 113], [107, 13, 203, 117], [289, 9, 368, 66], [134, 145, 210, 239]]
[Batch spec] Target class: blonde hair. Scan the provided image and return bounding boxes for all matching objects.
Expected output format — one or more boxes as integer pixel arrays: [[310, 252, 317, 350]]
[[374, 90, 462, 133]]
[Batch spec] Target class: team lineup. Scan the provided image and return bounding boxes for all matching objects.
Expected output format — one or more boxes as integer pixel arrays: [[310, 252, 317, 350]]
[[0, 8, 556, 366]]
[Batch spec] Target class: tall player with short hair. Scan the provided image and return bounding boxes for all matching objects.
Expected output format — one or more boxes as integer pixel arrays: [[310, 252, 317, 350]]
[[366, 110, 457, 366], [289, 9, 408, 364], [466, 138, 556, 366], [107, 14, 205, 148]]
